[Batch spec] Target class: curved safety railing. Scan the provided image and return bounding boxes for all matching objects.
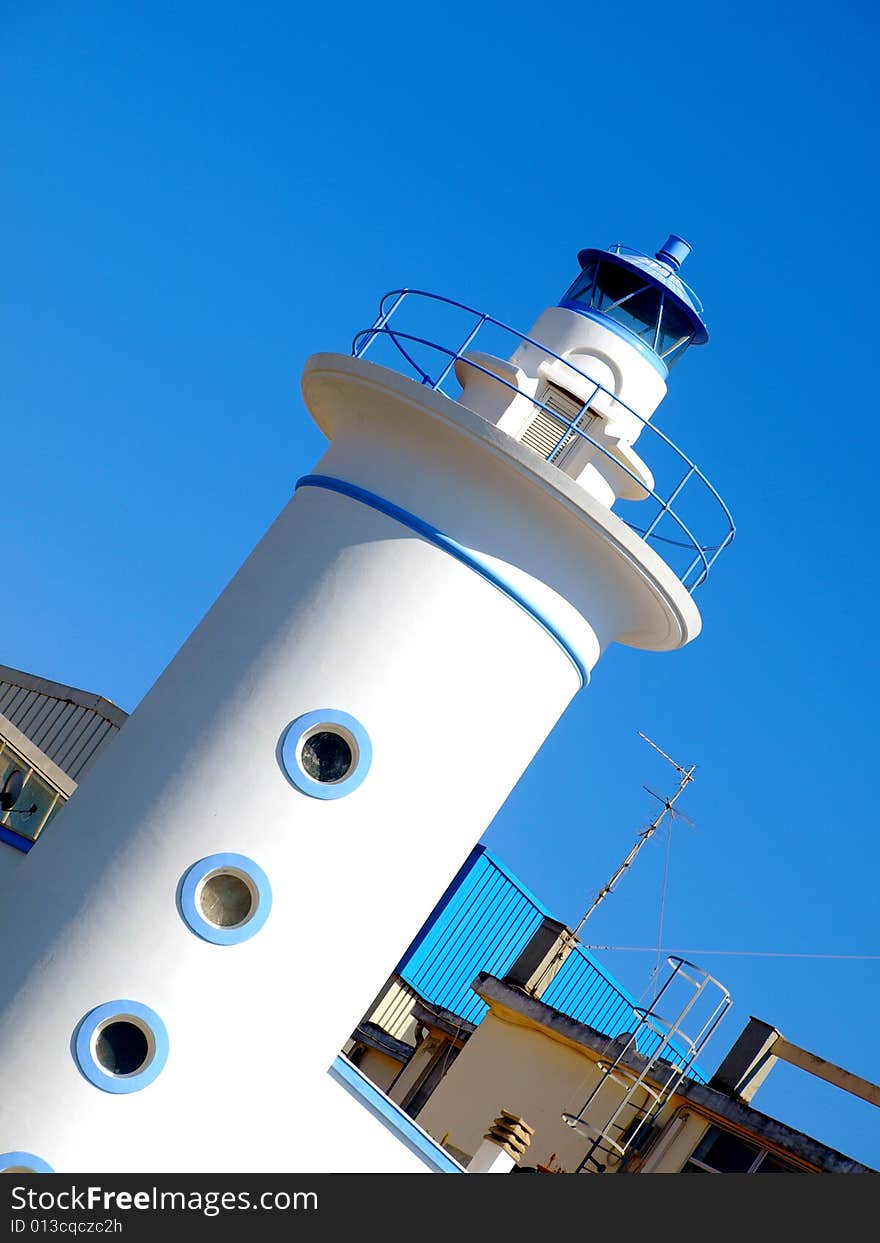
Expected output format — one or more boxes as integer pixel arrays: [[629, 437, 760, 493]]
[[352, 290, 735, 592]]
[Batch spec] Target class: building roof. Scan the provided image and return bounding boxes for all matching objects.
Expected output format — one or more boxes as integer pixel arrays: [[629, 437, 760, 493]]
[[395, 845, 705, 1079], [396, 846, 550, 1026], [0, 664, 128, 783]]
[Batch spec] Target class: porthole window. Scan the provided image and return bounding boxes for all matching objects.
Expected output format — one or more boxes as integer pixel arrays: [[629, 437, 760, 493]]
[[200, 871, 254, 927], [0, 1152, 54, 1173], [74, 1000, 168, 1094], [178, 853, 271, 945], [95, 1020, 149, 1075], [280, 710, 372, 800], [301, 731, 352, 783]]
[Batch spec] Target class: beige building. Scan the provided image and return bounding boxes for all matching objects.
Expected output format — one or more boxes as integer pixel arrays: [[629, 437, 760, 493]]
[[345, 845, 658, 1123], [414, 973, 876, 1174], [345, 846, 876, 1175]]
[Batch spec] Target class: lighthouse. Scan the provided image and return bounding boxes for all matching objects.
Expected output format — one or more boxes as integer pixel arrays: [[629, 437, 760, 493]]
[[0, 236, 733, 1173]]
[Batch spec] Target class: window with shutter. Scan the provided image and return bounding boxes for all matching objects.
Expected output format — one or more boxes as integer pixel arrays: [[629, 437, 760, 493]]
[[520, 384, 597, 464]]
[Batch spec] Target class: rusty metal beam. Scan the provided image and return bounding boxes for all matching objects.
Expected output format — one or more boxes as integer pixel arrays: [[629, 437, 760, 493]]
[[772, 1037, 880, 1109]]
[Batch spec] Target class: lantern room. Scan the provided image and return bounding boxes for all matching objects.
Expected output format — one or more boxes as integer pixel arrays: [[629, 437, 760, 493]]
[[559, 235, 708, 375]]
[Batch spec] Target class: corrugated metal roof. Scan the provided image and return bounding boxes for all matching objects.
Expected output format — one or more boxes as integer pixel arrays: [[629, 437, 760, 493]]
[[397, 847, 550, 1026], [0, 664, 128, 783], [541, 946, 707, 1080], [540, 943, 639, 1034], [396, 845, 707, 1080]]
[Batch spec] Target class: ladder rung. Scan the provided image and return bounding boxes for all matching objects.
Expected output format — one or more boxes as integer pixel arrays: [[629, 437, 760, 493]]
[[597, 1066, 663, 1100], [637, 1012, 700, 1054], [674, 965, 710, 987]]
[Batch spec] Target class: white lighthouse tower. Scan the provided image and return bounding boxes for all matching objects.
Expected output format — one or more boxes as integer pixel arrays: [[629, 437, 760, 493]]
[[0, 235, 733, 1173]]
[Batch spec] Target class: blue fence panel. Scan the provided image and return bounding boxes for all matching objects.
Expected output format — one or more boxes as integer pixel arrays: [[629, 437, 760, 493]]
[[396, 846, 707, 1080], [542, 946, 708, 1082], [397, 846, 549, 1026]]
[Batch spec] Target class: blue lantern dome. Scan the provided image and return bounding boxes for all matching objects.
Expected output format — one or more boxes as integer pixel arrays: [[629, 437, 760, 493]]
[[559, 234, 709, 373]]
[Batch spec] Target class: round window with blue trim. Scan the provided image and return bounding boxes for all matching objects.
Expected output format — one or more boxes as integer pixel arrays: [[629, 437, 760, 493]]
[[74, 1000, 168, 1094], [178, 853, 272, 946], [0, 1152, 54, 1173], [281, 710, 372, 801]]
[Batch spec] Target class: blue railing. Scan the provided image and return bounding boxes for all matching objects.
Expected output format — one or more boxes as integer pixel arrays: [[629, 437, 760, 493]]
[[352, 290, 734, 592], [396, 846, 707, 1081], [398, 846, 552, 1028], [541, 944, 709, 1083]]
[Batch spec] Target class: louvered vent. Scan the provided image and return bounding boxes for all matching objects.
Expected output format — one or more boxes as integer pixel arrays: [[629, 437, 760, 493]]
[[520, 385, 595, 462]]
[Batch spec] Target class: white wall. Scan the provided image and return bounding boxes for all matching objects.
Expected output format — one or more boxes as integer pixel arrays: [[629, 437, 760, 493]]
[[0, 354, 698, 1172], [0, 473, 579, 1172]]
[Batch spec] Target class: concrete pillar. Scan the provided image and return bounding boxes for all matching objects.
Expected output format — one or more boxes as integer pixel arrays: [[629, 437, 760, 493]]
[[468, 1110, 534, 1173], [709, 1017, 781, 1103]]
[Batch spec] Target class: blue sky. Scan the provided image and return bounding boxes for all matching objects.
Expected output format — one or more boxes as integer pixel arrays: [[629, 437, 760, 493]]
[[4, 1, 879, 1166]]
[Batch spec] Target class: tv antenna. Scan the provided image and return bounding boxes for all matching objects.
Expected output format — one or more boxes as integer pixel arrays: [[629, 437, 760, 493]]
[[527, 732, 696, 996]]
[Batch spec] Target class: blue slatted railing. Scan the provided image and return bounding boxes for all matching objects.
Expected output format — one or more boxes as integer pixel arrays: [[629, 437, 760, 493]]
[[396, 846, 706, 1081]]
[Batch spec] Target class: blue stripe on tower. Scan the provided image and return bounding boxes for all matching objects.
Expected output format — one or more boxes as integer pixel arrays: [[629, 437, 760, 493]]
[[295, 474, 590, 689]]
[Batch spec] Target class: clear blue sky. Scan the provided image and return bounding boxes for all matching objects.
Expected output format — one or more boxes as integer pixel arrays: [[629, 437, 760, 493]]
[[4, 1, 879, 1167]]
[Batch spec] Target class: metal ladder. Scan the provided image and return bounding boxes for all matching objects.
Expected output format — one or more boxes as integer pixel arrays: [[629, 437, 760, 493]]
[[561, 956, 731, 1172]]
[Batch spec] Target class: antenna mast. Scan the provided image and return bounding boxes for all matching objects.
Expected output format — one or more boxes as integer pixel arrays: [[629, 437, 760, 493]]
[[528, 733, 695, 995], [572, 733, 695, 939]]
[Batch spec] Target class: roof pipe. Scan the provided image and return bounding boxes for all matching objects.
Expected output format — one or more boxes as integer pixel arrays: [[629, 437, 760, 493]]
[[656, 235, 692, 271]]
